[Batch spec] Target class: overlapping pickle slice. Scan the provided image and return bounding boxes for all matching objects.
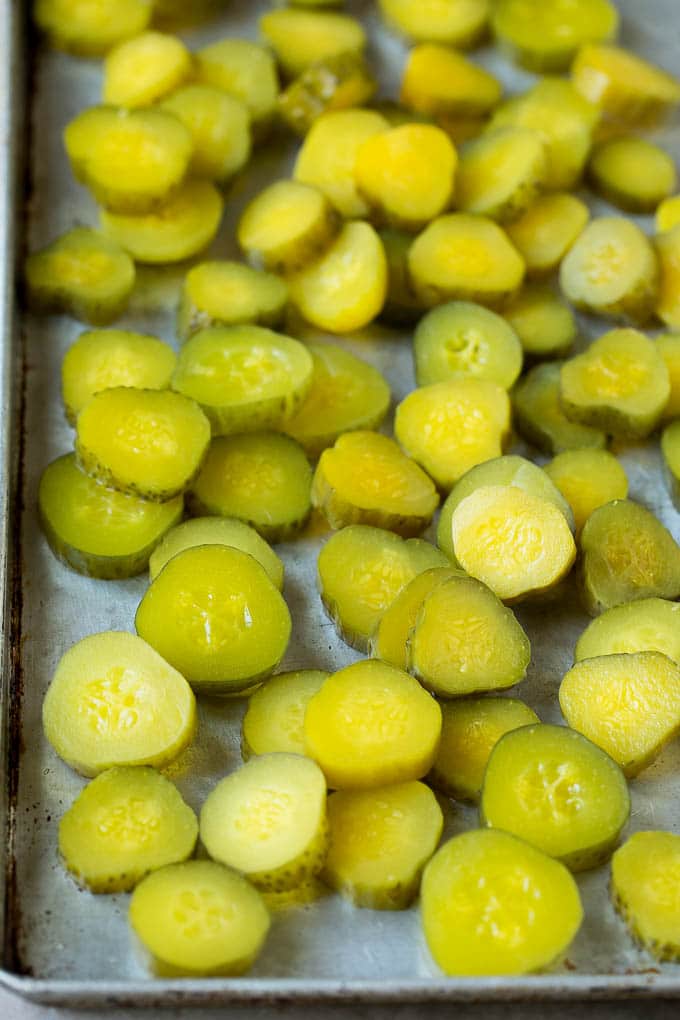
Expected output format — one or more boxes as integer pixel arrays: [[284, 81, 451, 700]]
[[279, 54, 377, 137], [259, 8, 366, 78], [177, 264, 288, 340], [102, 30, 193, 108], [370, 567, 461, 670], [513, 362, 607, 455], [196, 38, 279, 137], [34, 0, 152, 56], [379, 228, 424, 325], [503, 284, 576, 360], [572, 44, 680, 125], [241, 670, 329, 759], [491, 0, 618, 71], [506, 194, 590, 279], [161, 85, 251, 183], [379, 0, 490, 47], [611, 831, 680, 962], [400, 43, 500, 118], [544, 449, 628, 534], [656, 224, 680, 331], [576, 598, 680, 665], [456, 127, 547, 223], [238, 181, 340, 274], [588, 137, 677, 213]]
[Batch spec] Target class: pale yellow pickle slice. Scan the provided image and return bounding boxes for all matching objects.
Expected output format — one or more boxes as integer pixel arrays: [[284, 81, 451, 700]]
[[241, 670, 329, 760], [103, 31, 193, 108], [506, 193, 590, 278], [379, 0, 490, 47], [544, 449, 628, 535], [160, 86, 251, 184], [238, 181, 340, 274], [177, 264, 288, 340], [259, 8, 366, 78], [196, 38, 279, 137], [611, 831, 680, 962], [576, 598, 680, 665], [370, 567, 461, 670], [572, 44, 680, 125]]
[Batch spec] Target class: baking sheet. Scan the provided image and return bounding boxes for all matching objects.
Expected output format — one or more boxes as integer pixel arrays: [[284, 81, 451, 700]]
[[4, 0, 680, 1005]]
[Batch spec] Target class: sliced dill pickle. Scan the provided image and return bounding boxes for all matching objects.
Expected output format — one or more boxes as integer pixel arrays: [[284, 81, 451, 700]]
[[355, 124, 457, 231], [409, 214, 525, 308], [188, 433, 312, 543], [506, 193, 590, 279], [576, 599, 680, 665], [100, 180, 224, 265], [241, 670, 329, 760], [457, 128, 547, 223], [62, 329, 175, 425], [657, 333, 680, 420], [196, 38, 279, 138], [400, 44, 500, 119], [481, 723, 630, 870], [611, 831, 680, 962], [150, 517, 284, 589], [429, 697, 539, 802], [317, 525, 448, 651], [421, 829, 583, 975], [42, 631, 196, 777], [513, 362, 607, 455], [414, 300, 523, 390], [437, 454, 574, 561], [304, 659, 442, 789], [34, 0, 152, 56], [656, 224, 680, 331], [279, 53, 376, 136], [560, 652, 680, 778], [378, 228, 423, 325], [283, 343, 390, 458], [589, 137, 677, 214], [656, 196, 680, 235], [200, 754, 328, 891], [103, 30, 192, 108], [64, 106, 193, 214], [129, 860, 270, 976], [580, 499, 680, 616], [323, 782, 443, 909], [294, 108, 389, 219], [395, 378, 511, 490], [171, 326, 312, 435], [76, 388, 210, 501], [488, 79, 600, 191], [560, 217, 659, 324], [370, 567, 461, 670], [572, 44, 680, 126], [379, 0, 489, 47], [559, 328, 669, 439], [491, 0, 618, 72], [410, 574, 531, 696], [312, 431, 439, 537], [238, 181, 339, 275], [160, 86, 251, 184], [450, 485, 576, 602], [661, 419, 680, 511], [544, 449, 628, 535], [39, 454, 183, 580], [177, 264, 288, 340], [136, 544, 291, 693], [503, 284, 576, 360], [59, 766, 197, 893], [25, 227, 135, 326], [259, 9, 366, 79], [287, 221, 387, 333]]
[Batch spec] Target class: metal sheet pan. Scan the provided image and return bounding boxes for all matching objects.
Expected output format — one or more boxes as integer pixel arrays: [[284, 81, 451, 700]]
[[3, 0, 680, 1005]]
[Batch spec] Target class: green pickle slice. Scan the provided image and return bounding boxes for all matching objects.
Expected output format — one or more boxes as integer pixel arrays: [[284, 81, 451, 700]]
[[177, 264, 289, 341], [506, 193, 590, 279], [491, 0, 618, 72], [379, 0, 490, 47], [611, 831, 680, 962], [576, 598, 680, 665], [238, 181, 340, 275], [241, 670, 329, 759], [370, 567, 461, 671], [160, 85, 251, 184], [588, 137, 677, 213], [513, 362, 607, 455], [456, 127, 547, 223], [196, 38, 279, 138], [503, 284, 577, 360], [544, 448, 628, 535], [279, 53, 377, 136]]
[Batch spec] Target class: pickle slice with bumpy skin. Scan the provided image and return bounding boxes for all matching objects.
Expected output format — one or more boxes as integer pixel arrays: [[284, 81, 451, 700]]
[[560, 652, 680, 777], [103, 31, 192, 108], [400, 44, 500, 119], [259, 9, 366, 79], [503, 284, 577, 360], [323, 782, 443, 910], [59, 766, 197, 893], [25, 227, 135, 326], [177, 264, 288, 341], [421, 829, 583, 976], [506, 193, 590, 279], [656, 224, 680, 331], [544, 449, 628, 535], [39, 454, 183, 580], [200, 754, 328, 891], [161, 86, 251, 184], [370, 567, 461, 670], [481, 723, 630, 871], [572, 44, 680, 126], [576, 599, 680, 665], [196, 39, 279, 139], [34, 0, 152, 57], [238, 181, 340, 275], [312, 431, 439, 537], [491, 0, 618, 72], [588, 137, 677, 214], [241, 670, 329, 760], [42, 631, 196, 777], [379, 0, 489, 47], [611, 831, 680, 962], [657, 333, 680, 420], [456, 128, 547, 223], [135, 544, 291, 693], [661, 419, 680, 511], [279, 53, 377, 137], [513, 362, 607, 455]]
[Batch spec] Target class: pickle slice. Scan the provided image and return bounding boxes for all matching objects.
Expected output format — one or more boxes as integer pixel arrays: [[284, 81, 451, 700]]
[[661, 419, 680, 511], [39, 454, 183, 580], [279, 53, 377, 137], [188, 433, 312, 543], [580, 500, 680, 616], [25, 227, 135, 326], [283, 343, 390, 458], [395, 378, 511, 491], [491, 0, 618, 71], [318, 525, 448, 652], [379, 0, 489, 47], [171, 325, 312, 435], [42, 631, 196, 777], [378, 228, 423, 326], [481, 723, 630, 870], [506, 193, 590, 279], [200, 754, 328, 891], [414, 300, 523, 390], [196, 38, 279, 138], [589, 137, 677, 214], [457, 127, 547, 223], [572, 44, 680, 126], [103, 30, 192, 108], [656, 224, 680, 331], [544, 449, 628, 535], [370, 567, 461, 670], [611, 831, 680, 962], [400, 44, 501, 119], [560, 652, 680, 778], [576, 598, 680, 665], [259, 9, 366, 79], [450, 485, 576, 602], [177, 264, 288, 341], [503, 284, 577, 360], [135, 544, 291, 693], [421, 829, 583, 975], [513, 362, 607, 455], [129, 860, 270, 976], [34, 0, 152, 56], [241, 670, 329, 760], [323, 782, 443, 909], [161, 85, 251, 184], [238, 181, 340, 275], [410, 574, 531, 697], [59, 766, 197, 893], [657, 333, 680, 420], [656, 196, 680, 235], [429, 697, 539, 802], [304, 659, 442, 789], [312, 431, 439, 537], [76, 387, 211, 502], [149, 517, 284, 590]]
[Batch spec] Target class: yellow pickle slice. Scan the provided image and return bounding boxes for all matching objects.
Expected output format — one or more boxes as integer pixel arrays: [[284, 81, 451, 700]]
[[241, 670, 329, 760], [611, 831, 680, 962]]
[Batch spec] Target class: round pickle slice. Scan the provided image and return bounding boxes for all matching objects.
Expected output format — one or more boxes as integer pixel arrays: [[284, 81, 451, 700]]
[[303, 659, 442, 789], [323, 781, 443, 910], [512, 362, 607, 455], [421, 829, 583, 976], [480, 723, 630, 871], [196, 38, 278, 136], [503, 284, 577, 360], [160, 85, 251, 184], [177, 263, 289, 341], [259, 8, 366, 78], [505, 193, 590, 279], [34, 0, 152, 57], [400, 43, 500, 118], [576, 598, 680, 665], [370, 567, 461, 671], [129, 860, 270, 976], [241, 670, 329, 760], [588, 137, 677, 213], [102, 31, 192, 108], [59, 766, 198, 893], [42, 631, 196, 777], [491, 0, 618, 71], [379, 0, 490, 47], [456, 127, 547, 223], [200, 754, 329, 892], [611, 831, 680, 962], [544, 449, 628, 535], [572, 44, 680, 126], [238, 181, 340, 274]]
